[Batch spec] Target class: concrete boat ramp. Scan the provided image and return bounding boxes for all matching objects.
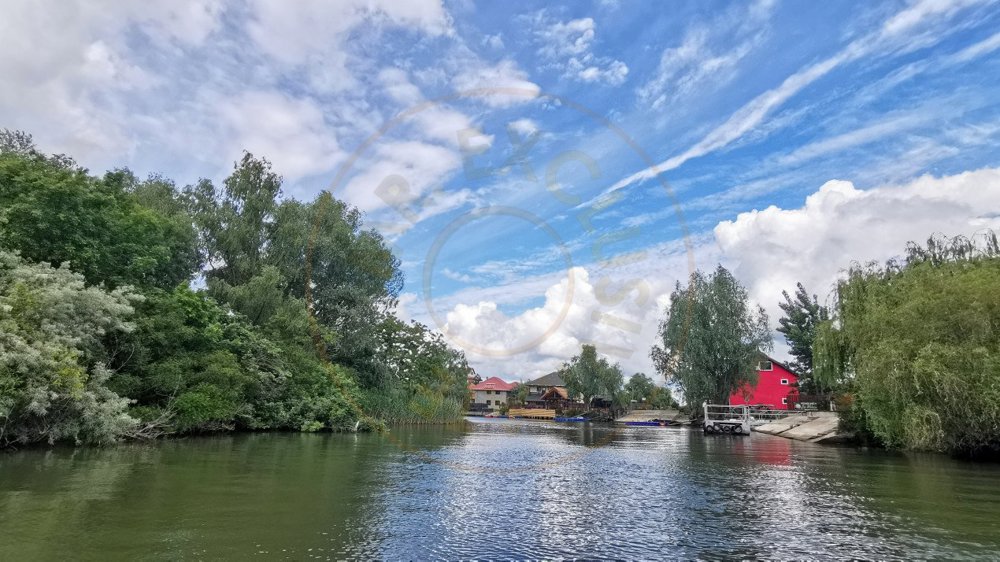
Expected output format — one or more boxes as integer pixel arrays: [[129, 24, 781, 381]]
[[753, 411, 851, 444]]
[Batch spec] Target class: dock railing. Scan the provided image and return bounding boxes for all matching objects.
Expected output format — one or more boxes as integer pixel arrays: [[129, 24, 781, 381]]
[[747, 408, 794, 427]]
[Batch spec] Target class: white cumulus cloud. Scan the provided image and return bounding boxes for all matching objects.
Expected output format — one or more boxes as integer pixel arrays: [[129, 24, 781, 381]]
[[715, 167, 1000, 320]]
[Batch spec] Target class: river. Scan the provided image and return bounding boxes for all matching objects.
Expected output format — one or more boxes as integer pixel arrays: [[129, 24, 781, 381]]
[[1, 418, 999, 560]]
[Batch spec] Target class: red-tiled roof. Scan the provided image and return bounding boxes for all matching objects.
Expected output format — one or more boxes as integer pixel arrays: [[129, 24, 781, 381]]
[[469, 376, 518, 391]]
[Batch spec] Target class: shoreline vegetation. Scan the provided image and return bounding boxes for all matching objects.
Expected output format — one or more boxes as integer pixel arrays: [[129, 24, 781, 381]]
[[2, 130, 997, 460], [0, 130, 473, 449], [651, 232, 1000, 459]]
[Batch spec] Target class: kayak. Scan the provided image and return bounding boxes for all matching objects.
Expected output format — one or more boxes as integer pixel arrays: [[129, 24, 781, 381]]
[[554, 416, 587, 422]]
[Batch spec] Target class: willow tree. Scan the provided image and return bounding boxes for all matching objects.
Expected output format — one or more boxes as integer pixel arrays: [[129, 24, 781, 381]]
[[813, 232, 1000, 455], [651, 266, 771, 408]]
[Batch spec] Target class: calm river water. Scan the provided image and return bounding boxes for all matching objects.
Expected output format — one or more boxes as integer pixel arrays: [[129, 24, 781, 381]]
[[2, 418, 999, 560]]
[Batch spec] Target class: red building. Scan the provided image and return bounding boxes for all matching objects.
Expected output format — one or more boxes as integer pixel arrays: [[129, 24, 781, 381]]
[[729, 355, 799, 410]]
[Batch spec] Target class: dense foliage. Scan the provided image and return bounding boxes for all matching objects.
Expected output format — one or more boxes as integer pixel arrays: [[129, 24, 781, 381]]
[[624, 373, 678, 409], [559, 344, 624, 410], [0, 131, 472, 447], [0, 252, 138, 447], [814, 233, 1000, 456], [651, 265, 772, 408], [0, 137, 198, 290]]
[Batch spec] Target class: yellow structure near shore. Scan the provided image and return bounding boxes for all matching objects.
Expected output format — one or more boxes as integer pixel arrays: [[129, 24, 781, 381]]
[[506, 408, 556, 419]]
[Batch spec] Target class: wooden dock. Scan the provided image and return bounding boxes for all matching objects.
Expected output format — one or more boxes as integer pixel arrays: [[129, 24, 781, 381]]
[[507, 408, 556, 420]]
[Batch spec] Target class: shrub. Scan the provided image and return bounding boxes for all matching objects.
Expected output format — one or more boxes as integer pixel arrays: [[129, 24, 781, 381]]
[[0, 252, 139, 446]]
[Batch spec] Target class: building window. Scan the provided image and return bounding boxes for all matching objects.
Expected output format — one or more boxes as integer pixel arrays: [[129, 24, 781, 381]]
[[758, 361, 773, 371], [486, 400, 491, 406], [782, 397, 788, 405], [780, 378, 789, 385]]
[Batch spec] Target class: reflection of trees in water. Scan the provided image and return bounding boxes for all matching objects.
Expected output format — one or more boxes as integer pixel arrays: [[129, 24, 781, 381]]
[[0, 433, 410, 559], [818, 448, 1000, 552], [547, 422, 619, 447], [383, 421, 468, 452], [0, 444, 161, 560]]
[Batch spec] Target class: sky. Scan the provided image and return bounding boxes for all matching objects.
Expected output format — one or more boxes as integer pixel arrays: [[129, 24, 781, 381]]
[[2, 0, 1000, 382]]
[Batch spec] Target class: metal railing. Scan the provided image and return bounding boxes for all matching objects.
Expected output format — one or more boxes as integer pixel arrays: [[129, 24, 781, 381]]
[[747, 408, 793, 427], [703, 403, 751, 435]]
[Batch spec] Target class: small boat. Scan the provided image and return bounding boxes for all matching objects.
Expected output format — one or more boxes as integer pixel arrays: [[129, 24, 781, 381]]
[[554, 416, 587, 422]]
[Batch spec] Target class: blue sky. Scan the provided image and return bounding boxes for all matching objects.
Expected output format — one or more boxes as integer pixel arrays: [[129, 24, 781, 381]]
[[2, 0, 999, 379]]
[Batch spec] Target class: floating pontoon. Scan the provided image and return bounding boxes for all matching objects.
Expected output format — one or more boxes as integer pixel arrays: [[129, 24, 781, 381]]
[[702, 403, 751, 435]]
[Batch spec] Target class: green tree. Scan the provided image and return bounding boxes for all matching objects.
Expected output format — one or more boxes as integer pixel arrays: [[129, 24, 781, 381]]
[[188, 156, 403, 390], [624, 373, 678, 409], [776, 283, 828, 373], [186, 152, 282, 288], [274, 195, 403, 388], [510, 382, 529, 407], [0, 136, 198, 289], [624, 373, 654, 402], [360, 317, 473, 423], [776, 283, 829, 392], [109, 284, 363, 434], [0, 252, 139, 447], [814, 232, 1000, 455], [648, 386, 680, 409], [0, 132, 471, 446], [559, 344, 624, 410], [651, 265, 772, 408]]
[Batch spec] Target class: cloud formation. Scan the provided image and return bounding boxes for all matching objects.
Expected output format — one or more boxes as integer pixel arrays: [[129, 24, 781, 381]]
[[607, 0, 993, 196], [716, 167, 1000, 319], [534, 15, 629, 86], [417, 168, 1000, 379]]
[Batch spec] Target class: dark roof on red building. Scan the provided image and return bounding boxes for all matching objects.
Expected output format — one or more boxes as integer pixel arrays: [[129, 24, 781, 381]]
[[759, 353, 799, 377]]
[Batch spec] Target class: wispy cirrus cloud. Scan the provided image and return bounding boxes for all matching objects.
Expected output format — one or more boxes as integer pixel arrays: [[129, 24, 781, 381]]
[[604, 0, 994, 197], [637, 0, 775, 110]]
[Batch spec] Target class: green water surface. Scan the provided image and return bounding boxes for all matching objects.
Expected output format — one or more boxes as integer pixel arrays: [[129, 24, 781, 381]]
[[2, 418, 999, 559]]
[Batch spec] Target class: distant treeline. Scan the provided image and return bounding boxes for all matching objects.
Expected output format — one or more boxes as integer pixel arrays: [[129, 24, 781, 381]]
[[0, 130, 473, 449]]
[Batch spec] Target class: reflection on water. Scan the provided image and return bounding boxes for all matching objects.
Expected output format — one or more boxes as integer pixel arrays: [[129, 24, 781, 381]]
[[1, 419, 999, 559]]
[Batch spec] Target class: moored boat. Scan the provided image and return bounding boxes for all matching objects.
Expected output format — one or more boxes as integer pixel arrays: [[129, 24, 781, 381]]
[[624, 419, 678, 427]]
